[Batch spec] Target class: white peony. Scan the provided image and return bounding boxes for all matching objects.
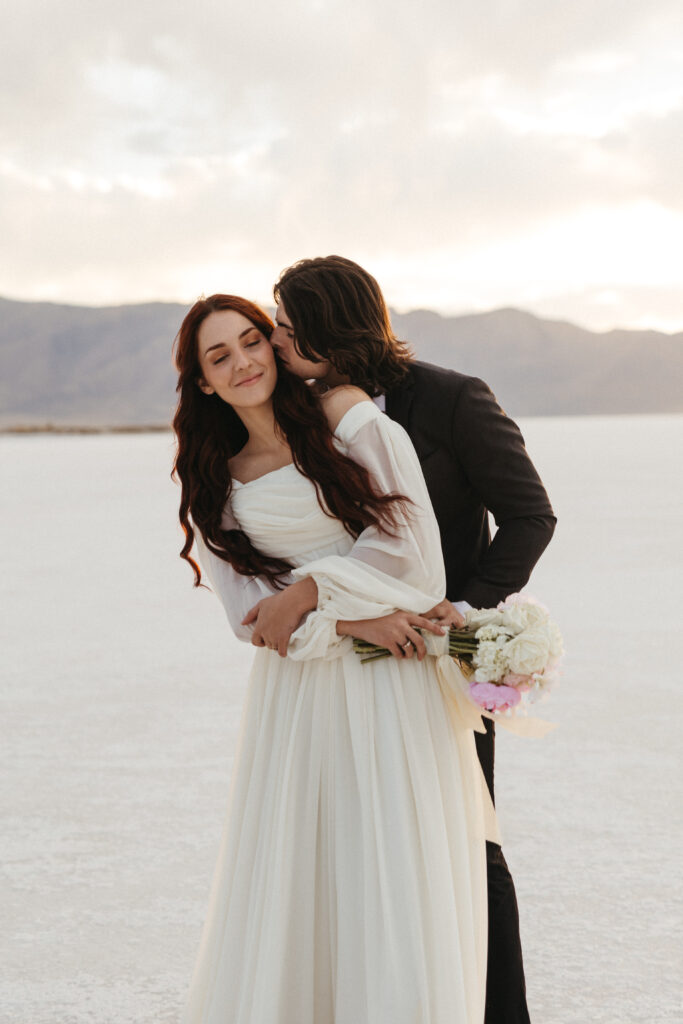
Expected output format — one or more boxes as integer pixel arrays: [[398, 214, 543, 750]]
[[500, 602, 548, 633], [499, 604, 529, 633], [475, 624, 513, 642], [466, 608, 504, 630], [505, 628, 551, 675], [473, 640, 507, 682]]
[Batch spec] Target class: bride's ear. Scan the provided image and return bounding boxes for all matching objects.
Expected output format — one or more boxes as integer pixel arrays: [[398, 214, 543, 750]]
[[197, 377, 215, 395]]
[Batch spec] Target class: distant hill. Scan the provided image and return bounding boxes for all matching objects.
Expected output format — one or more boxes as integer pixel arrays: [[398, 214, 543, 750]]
[[0, 295, 680, 427]]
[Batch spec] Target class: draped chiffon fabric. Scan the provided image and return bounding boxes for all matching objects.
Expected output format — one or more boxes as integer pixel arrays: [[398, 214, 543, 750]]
[[184, 401, 490, 1024]]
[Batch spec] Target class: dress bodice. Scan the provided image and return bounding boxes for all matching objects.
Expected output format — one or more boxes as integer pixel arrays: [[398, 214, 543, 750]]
[[229, 463, 355, 566], [201, 401, 447, 652]]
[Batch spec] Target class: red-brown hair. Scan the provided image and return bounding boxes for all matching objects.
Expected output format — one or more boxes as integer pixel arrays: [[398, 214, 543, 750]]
[[172, 294, 408, 587]]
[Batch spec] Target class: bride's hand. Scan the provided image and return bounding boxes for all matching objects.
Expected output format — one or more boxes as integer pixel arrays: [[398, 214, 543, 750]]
[[336, 610, 445, 661], [243, 578, 318, 657]]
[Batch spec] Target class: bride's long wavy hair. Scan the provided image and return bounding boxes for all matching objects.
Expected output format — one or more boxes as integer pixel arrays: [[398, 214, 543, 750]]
[[172, 294, 407, 587]]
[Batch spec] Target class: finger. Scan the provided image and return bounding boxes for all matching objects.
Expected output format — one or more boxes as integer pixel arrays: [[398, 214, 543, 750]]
[[447, 606, 466, 628], [406, 627, 427, 660], [242, 603, 261, 625], [277, 636, 289, 658], [412, 616, 445, 635], [395, 631, 418, 659], [251, 633, 266, 647], [423, 601, 447, 619]]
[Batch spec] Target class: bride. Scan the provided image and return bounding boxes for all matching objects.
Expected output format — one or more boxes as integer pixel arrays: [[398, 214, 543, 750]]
[[173, 294, 494, 1023]]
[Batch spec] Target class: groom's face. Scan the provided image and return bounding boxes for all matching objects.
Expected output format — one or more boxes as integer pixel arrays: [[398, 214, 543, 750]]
[[271, 301, 331, 381]]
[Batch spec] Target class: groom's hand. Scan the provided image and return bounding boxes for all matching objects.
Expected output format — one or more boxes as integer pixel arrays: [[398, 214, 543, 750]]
[[336, 610, 445, 661], [243, 577, 318, 657], [422, 599, 467, 629]]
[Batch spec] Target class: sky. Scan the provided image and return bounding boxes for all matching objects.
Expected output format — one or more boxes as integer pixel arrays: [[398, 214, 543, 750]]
[[2, 0, 683, 332]]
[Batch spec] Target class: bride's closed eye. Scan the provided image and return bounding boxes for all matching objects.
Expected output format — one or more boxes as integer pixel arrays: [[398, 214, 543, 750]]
[[214, 337, 262, 364]]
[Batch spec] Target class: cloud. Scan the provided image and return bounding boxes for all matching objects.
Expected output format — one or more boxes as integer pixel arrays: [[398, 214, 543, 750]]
[[1, 0, 682, 327], [601, 104, 683, 210], [4, 1, 680, 161], [527, 284, 683, 334]]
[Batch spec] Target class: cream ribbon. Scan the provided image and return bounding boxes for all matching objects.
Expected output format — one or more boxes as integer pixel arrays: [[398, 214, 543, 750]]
[[423, 633, 557, 739]]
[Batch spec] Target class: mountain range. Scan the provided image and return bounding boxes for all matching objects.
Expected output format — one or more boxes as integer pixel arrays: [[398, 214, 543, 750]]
[[0, 295, 680, 427]]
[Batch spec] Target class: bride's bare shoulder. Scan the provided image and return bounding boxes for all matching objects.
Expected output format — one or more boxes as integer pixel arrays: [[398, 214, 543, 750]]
[[319, 385, 372, 431]]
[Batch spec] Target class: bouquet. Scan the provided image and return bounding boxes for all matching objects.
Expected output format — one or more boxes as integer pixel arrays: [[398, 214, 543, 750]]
[[353, 593, 563, 718]]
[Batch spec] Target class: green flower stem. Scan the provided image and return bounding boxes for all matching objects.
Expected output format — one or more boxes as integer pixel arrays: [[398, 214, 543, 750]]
[[353, 626, 482, 665]]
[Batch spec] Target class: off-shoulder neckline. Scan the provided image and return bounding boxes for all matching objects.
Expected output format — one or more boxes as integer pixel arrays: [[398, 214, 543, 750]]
[[231, 401, 381, 488]]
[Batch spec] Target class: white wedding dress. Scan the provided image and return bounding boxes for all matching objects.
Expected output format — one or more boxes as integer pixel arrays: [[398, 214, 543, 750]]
[[183, 402, 491, 1024]]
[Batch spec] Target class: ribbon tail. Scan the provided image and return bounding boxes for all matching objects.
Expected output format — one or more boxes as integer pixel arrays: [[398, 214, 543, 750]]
[[488, 713, 557, 738], [435, 655, 557, 738], [434, 655, 488, 734], [434, 655, 502, 845]]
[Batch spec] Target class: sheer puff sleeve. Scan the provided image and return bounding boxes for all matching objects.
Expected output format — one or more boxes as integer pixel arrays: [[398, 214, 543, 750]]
[[288, 401, 446, 661], [194, 516, 294, 644]]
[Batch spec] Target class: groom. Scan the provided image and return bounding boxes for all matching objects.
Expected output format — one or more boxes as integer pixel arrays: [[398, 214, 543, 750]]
[[249, 255, 556, 1023]]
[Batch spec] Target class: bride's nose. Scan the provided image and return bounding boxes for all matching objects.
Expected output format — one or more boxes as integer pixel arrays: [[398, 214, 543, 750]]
[[232, 347, 252, 371]]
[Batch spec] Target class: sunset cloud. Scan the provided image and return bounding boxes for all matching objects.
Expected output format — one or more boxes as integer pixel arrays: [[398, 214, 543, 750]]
[[1, 0, 682, 329]]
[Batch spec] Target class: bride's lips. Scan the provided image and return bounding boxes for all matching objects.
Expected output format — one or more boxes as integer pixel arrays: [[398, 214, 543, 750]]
[[236, 373, 264, 387]]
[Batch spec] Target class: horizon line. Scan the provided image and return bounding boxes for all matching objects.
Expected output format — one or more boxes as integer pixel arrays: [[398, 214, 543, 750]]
[[0, 292, 681, 338]]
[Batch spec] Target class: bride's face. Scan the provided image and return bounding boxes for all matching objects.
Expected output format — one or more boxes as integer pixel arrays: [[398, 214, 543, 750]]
[[197, 309, 277, 409]]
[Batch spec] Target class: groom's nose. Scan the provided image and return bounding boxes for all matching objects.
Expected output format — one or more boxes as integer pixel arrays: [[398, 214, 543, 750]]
[[270, 325, 288, 352]]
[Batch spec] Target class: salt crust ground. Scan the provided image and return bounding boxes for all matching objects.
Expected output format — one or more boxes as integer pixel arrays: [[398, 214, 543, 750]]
[[1, 415, 681, 1023]]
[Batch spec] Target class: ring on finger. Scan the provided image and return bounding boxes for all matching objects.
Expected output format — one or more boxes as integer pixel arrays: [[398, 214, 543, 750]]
[[402, 640, 412, 649]]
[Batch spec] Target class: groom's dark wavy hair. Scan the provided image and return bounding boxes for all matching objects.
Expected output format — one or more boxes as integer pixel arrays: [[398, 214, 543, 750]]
[[274, 256, 413, 395], [172, 294, 407, 587]]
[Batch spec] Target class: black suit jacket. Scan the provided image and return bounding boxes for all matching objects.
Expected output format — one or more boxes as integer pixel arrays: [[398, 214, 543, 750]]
[[385, 361, 556, 608]]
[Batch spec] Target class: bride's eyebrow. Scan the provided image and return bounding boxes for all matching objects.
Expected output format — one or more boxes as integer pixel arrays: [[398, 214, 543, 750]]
[[205, 327, 256, 354]]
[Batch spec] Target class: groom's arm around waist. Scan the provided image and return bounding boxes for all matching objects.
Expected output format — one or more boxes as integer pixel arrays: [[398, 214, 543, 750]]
[[450, 373, 555, 607], [409, 366, 556, 608]]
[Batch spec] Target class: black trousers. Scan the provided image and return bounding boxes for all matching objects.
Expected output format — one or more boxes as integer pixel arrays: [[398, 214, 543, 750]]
[[475, 720, 531, 1024]]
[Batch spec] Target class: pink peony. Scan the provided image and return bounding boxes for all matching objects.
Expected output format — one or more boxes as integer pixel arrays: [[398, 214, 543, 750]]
[[503, 672, 532, 691], [469, 682, 522, 712]]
